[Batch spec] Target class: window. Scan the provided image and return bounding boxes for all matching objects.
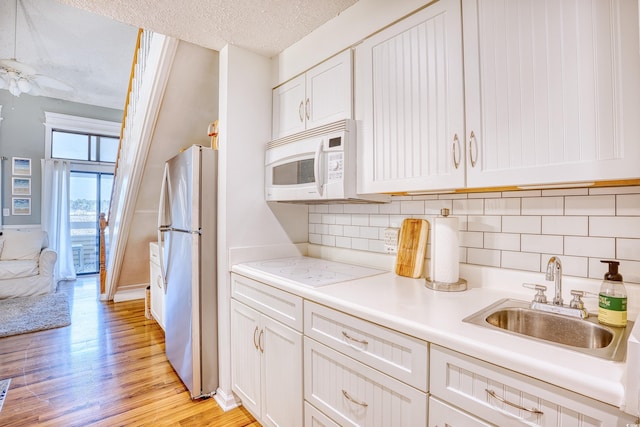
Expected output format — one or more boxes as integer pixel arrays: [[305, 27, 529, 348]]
[[51, 131, 118, 163]]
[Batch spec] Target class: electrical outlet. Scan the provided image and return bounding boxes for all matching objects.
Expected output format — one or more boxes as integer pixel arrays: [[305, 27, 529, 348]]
[[384, 227, 399, 254], [2, 208, 9, 217]]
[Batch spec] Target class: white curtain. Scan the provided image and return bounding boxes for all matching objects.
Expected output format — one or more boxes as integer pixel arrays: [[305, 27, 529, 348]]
[[41, 159, 76, 281]]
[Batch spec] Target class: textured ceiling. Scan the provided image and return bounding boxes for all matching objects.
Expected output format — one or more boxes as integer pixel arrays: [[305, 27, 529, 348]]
[[0, 0, 357, 110], [58, 0, 358, 57]]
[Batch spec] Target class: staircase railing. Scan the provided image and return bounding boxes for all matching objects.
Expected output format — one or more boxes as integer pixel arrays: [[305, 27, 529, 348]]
[[98, 30, 179, 300]]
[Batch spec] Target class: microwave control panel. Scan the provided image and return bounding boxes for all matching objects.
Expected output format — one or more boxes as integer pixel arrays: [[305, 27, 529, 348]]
[[327, 151, 344, 181]]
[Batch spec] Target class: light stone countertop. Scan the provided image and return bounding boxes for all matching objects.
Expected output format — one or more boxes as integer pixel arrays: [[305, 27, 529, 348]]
[[231, 262, 633, 409]]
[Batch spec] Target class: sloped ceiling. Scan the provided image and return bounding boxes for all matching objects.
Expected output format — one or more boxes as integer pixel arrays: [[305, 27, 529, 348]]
[[0, 0, 357, 110], [0, 0, 138, 109]]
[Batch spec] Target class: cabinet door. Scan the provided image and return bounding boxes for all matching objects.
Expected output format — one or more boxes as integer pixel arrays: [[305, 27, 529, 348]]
[[356, 0, 465, 193], [273, 74, 306, 139], [230, 300, 262, 419], [463, 0, 640, 188], [261, 315, 303, 427], [305, 337, 427, 427], [149, 261, 165, 330], [306, 50, 353, 130]]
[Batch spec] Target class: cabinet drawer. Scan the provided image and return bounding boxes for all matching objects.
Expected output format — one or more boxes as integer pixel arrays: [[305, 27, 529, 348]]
[[231, 273, 303, 332], [304, 337, 427, 427], [304, 402, 340, 427], [430, 345, 634, 427], [149, 242, 160, 265], [304, 301, 428, 391], [428, 396, 492, 427]]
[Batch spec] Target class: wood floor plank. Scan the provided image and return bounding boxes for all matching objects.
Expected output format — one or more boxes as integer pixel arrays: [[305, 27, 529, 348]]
[[0, 277, 259, 426]]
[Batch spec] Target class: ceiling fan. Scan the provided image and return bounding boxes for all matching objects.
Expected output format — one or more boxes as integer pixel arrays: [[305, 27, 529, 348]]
[[0, 0, 73, 97]]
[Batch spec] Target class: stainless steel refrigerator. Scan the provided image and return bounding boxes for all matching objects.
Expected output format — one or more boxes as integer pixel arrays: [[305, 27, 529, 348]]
[[157, 145, 218, 399]]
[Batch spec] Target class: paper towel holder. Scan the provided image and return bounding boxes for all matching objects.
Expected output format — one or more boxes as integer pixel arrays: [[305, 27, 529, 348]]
[[425, 208, 468, 292]]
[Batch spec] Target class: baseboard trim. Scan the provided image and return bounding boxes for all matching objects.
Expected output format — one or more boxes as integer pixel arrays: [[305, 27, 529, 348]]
[[214, 387, 241, 412], [113, 284, 147, 302]]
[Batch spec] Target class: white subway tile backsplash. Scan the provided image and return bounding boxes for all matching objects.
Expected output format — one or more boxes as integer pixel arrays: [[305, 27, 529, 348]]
[[360, 226, 379, 239], [521, 234, 563, 254], [590, 217, 640, 238], [370, 215, 390, 227], [351, 238, 369, 251], [565, 236, 615, 258], [467, 248, 501, 267], [351, 214, 369, 226], [379, 201, 401, 214], [467, 216, 501, 232], [453, 199, 484, 215], [335, 236, 351, 248], [502, 251, 540, 272], [459, 231, 484, 248], [311, 186, 640, 283], [484, 233, 520, 251], [565, 195, 615, 216], [401, 200, 425, 214], [485, 198, 521, 215], [425, 199, 453, 214], [541, 216, 588, 236], [335, 214, 351, 225], [618, 194, 640, 216], [322, 214, 336, 224], [321, 235, 336, 247], [502, 216, 541, 234], [618, 239, 640, 261], [522, 197, 564, 215]]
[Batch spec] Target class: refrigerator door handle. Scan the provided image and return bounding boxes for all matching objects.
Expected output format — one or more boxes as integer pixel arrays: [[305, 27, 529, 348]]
[[158, 162, 171, 293]]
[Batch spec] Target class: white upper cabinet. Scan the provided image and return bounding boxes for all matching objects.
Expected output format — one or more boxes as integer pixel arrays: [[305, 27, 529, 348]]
[[272, 50, 353, 140], [463, 0, 640, 188], [356, 0, 466, 193]]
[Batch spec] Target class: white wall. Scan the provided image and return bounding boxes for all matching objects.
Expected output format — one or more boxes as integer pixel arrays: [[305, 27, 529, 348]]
[[216, 44, 307, 407]]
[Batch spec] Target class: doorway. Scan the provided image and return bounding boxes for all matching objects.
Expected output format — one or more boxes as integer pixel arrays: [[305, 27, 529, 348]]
[[69, 171, 113, 275]]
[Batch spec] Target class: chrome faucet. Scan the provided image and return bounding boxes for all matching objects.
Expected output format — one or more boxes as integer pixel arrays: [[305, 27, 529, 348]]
[[545, 256, 563, 305]]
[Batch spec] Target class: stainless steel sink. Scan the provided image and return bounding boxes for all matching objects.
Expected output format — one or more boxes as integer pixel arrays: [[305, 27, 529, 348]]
[[463, 298, 633, 361]]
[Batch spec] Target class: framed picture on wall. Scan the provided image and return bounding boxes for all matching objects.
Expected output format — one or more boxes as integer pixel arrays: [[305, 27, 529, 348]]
[[12, 177, 31, 196], [12, 198, 31, 215], [12, 157, 31, 176]]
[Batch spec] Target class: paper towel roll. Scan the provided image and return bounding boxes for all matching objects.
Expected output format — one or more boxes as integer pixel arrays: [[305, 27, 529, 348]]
[[429, 216, 459, 283]]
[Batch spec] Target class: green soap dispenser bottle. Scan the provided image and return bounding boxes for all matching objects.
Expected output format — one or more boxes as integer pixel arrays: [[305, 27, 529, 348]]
[[598, 260, 627, 327]]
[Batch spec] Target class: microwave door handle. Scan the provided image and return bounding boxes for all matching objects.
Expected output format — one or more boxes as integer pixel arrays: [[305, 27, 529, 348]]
[[314, 140, 324, 196]]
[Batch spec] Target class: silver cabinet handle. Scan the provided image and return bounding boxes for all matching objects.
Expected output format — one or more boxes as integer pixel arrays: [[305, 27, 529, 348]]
[[485, 388, 544, 415], [298, 100, 304, 122], [258, 329, 264, 353], [253, 326, 259, 350], [342, 389, 368, 407], [469, 130, 478, 167], [305, 98, 310, 120], [453, 133, 461, 169], [342, 331, 368, 345]]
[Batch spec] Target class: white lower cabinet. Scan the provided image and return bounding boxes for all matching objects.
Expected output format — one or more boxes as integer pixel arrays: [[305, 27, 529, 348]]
[[303, 301, 428, 427], [430, 345, 636, 426], [149, 242, 164, 330], [230, 274, 303, 427], [305, 338, 427, 427]]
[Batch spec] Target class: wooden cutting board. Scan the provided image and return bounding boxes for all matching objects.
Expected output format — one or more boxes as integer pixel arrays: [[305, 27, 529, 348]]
[[395, 218, 429, 278]]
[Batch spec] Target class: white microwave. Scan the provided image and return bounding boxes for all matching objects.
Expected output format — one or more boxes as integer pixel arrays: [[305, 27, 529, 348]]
[[265, 120, 388, 203]]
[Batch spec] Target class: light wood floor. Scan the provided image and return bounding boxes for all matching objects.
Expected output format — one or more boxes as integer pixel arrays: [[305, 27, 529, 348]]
[[0, 276, 260, 427]]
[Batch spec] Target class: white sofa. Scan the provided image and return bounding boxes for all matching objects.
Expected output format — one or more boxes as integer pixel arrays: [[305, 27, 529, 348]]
[[0, 230, 57, 299]]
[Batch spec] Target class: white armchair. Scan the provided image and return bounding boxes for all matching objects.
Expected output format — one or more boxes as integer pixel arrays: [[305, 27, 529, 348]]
[[0, 230, 58, 299]]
